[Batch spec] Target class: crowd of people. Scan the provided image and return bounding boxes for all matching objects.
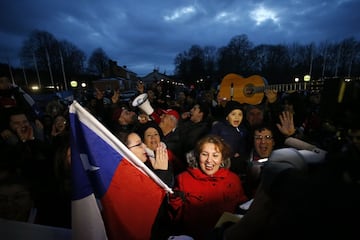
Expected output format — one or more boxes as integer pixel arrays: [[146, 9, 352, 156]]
[[0, 73, 71, 228], [1, 70, 360, 239]]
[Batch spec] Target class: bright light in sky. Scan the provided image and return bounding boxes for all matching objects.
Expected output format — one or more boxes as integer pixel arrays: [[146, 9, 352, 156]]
[[214, 11, 239, 23], [164, 6, 196, 21], [250, 5, 279, 26]]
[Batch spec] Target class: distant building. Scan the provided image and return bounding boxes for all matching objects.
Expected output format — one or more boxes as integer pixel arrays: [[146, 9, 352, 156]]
[[141, 68, 186, 89], [140, 68, 186, 98], [92, 60, 140, 91], [92, 77, 126, 91], [140, 68, 173, 88]]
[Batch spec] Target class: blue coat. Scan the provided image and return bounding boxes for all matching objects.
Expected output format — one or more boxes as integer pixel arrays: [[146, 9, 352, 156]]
[[211, 120, 249, 157]]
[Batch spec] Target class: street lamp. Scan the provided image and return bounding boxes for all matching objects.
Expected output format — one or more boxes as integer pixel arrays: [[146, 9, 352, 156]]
[[70, 81, 78, 88], [304, 75, 311, 82], [31, 85, 40, 91]]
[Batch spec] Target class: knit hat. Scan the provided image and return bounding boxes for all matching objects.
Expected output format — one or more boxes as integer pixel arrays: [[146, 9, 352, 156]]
[[224, 101, 243, 117]]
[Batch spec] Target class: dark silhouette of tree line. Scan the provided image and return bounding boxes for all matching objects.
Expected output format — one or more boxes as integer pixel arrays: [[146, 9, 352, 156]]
[[174, 34, 360, 88], [1, 30, 359, 91]]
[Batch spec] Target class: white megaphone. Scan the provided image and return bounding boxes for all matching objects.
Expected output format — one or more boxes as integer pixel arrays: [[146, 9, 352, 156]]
[[131, 93, 154, 115]]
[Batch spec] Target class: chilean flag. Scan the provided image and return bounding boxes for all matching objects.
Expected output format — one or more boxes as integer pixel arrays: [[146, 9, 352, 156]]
[[69, 101, 172, 240]]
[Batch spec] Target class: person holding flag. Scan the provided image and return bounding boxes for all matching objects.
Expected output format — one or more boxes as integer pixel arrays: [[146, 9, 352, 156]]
[[119, 131, 175, 239], [69, 100, 173, 240]]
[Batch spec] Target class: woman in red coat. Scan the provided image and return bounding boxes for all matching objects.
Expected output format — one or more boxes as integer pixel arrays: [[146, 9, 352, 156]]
[[168, 134, 248, 240]]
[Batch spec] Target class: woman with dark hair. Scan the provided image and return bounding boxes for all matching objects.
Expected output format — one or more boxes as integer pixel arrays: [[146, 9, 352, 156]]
[[135, 121, 183, 175], [119, 131, 174, 239], [135, 121, 164, 151], [168, 135, 248, 240], [118, 130, 174, 187]]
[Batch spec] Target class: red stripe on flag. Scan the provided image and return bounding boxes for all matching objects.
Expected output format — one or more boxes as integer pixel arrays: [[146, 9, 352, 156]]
[[101, 159, 166, 240]]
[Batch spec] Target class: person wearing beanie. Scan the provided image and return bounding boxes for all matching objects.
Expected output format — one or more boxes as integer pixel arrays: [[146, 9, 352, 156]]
[[211, 100, 249, 171], [223, 100, 243, 117]]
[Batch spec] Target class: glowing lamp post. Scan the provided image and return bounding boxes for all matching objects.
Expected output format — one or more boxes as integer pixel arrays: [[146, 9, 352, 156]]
[[70, 81, 78, 88], [304, 75, 311, 82]]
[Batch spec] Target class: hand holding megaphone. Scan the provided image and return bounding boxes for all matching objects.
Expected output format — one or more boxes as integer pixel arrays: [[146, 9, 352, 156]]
[[131, 93, 154, 115]]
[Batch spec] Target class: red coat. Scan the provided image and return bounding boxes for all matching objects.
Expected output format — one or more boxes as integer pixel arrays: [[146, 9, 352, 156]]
[[169, 167, 248, 239]]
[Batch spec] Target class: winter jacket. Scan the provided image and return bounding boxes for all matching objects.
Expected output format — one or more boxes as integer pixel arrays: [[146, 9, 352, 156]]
[[169, 167, 248, 240], [211, 120, 249, 157]]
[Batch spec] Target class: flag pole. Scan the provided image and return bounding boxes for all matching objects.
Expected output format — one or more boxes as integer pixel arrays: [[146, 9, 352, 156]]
[[321, 46, 326, 79], [45, 48, 55, 89], [59, 49, 68, 91], [22, 65, 28, 87], [33, 52, 41, 87], [7, 57, 15, 85]]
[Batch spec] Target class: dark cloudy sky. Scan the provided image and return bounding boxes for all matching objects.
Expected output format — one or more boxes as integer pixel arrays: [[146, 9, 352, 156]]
[[1, 0, 359, 76]]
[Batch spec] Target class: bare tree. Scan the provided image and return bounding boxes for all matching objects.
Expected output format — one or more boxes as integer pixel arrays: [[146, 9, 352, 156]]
[[59, 40, 86, 75], [174, 51, 189, 79], [19, 30, 58, 69], [87, 48, 109, 77], [217, 34, 254, 76], [19, 29, 86, 88], [337, 38, 360, 77], [174, 45, 205, 86]]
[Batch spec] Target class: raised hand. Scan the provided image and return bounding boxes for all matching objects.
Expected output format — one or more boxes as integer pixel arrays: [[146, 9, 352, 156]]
[[136, 81, 144, 94], [150, 142, 168, 170], [138, 113, 150, 124], [111, 89, 120, 104], [16, 123, 35, 142], [276, 111, 296, 137], [264, 89, 278, 104], [94, 87, 104, 100]]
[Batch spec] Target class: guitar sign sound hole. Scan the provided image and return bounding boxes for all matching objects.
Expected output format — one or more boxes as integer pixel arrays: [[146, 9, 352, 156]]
[[244, 84, 255, 97]]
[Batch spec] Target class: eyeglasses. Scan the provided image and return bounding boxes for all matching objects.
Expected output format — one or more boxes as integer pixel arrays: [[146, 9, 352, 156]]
[[128, 142, 143, 149], [254, 135, 273, 141]]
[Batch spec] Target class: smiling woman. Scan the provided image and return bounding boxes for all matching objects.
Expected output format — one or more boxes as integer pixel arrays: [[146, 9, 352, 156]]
[[118, 130, 175, 239], [168, 135, 248, 240]]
